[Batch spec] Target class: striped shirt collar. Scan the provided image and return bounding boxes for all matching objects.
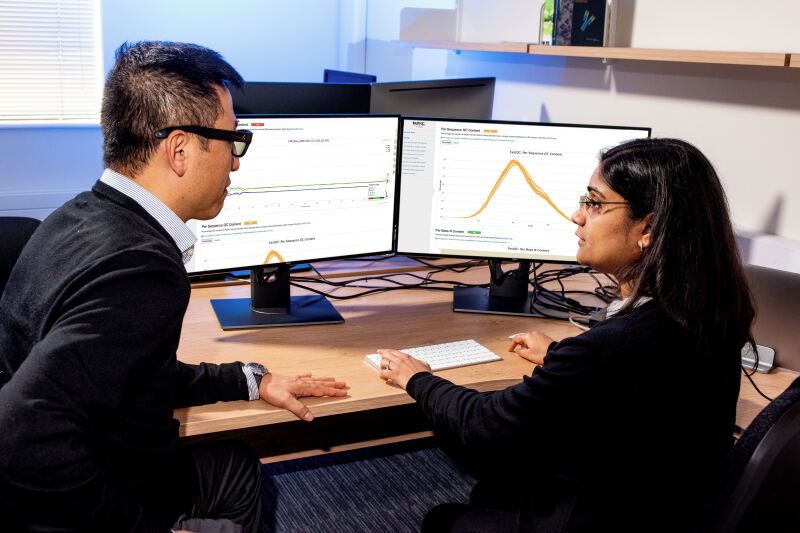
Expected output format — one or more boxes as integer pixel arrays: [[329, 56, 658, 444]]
[[606, 296, 653, 317], [100, 169, 197, 264]]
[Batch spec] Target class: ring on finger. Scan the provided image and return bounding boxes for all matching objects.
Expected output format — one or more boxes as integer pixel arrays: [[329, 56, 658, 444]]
[[385, 360, 391, 370]]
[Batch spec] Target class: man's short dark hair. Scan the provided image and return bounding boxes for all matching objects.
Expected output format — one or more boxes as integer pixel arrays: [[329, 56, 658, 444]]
[[101, 41, 244, 175]]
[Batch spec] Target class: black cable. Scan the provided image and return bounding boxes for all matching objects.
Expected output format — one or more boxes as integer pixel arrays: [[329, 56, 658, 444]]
[[527, 263, 612, 318], [741, 366, 773, 402], [408, 256, 486, 273], [289, 281, 401, 300], [285, 261, 490, 300], [300, 263, 488, 289], [347, 255, 393, 262]]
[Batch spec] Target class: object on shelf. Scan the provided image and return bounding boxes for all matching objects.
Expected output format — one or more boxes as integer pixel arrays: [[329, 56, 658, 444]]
[[457, 0, 543, 44], [554, 0, 616, 47], [539, 0, 555, 45]]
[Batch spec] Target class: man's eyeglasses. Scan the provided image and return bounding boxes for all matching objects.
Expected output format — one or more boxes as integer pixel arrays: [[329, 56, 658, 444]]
[[154, 126, 253, 157], [578, 194, 630, 212]]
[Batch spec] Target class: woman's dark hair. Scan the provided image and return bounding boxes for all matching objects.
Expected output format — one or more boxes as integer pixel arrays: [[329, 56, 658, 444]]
[[600, 138, 754, 355], [101, 41, 244, 176]]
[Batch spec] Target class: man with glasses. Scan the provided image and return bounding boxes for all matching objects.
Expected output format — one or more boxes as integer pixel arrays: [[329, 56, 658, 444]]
[[0, 41, 346, 533]]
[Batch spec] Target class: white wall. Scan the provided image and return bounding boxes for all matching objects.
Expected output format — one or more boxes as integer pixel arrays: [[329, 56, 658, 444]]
[[0, 0, 366, 219], [365, 0, 800, 270], [3, 0, 800, 269]]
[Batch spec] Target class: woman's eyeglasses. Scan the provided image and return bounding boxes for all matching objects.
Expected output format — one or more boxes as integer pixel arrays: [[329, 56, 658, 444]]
[[578, 194, 630, 213]]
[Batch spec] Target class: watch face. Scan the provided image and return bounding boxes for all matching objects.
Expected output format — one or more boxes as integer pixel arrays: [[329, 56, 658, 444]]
[[247, 362, 268, 376]]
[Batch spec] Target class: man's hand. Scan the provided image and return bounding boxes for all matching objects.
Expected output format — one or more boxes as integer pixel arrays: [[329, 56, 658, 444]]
[[259, 373, 347, 422], [508, 331, 555, 365], [376, 349, 432, 390]]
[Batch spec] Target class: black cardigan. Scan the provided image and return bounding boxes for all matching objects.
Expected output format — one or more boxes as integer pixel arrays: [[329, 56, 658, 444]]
[[0, 181, 248, 532], [407, 299, 741, 532]]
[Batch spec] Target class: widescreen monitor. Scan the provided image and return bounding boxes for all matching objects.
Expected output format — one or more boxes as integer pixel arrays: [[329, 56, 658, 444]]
[[186, 115, 401, 329], [369, 77, 495, 120], [397, 117, 650, 317]]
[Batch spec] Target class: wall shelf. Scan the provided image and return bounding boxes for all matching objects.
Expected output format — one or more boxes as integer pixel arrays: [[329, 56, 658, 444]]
[[400, 40, 796, 68], [399, 40, 528, 54], [527, 45, 790, 67]]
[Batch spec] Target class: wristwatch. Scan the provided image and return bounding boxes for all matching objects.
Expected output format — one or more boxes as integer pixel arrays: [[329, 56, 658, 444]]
[[244, 362, 269, 389]]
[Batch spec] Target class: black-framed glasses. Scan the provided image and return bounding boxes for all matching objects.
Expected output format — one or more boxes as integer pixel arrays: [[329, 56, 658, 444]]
[[578, 194, 630, 212], [154, 126, 253, 157]]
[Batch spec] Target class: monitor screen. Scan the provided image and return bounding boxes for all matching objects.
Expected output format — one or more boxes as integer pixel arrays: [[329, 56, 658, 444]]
[[185, 115, 400, 275], [369, 78, 495, 120], [397, 117, 651, 263]]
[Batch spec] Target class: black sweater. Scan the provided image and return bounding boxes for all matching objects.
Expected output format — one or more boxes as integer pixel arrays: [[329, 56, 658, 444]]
[[0, 182, 248, 532], [407, 300, 741, 532]]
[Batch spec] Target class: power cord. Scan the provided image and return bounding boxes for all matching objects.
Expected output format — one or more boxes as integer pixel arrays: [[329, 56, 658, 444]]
[[528, 263, 615, 320], [741, 364, 773, 402], [288, 262, 488, 300]]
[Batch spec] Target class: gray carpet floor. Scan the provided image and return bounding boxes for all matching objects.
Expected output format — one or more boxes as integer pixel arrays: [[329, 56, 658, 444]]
[[259, 438, 476, 533]]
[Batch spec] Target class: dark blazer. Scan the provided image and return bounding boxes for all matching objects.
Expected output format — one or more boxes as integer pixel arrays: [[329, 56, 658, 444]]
[[408, 300, 741, 532], [0, 181, 248, 532]]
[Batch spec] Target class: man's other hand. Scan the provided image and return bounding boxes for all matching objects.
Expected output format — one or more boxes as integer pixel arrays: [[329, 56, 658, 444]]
[[258, 373, 347, 421]]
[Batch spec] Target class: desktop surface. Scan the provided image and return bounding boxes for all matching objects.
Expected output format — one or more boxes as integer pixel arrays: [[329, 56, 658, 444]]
[[175, 259, 796, 455]]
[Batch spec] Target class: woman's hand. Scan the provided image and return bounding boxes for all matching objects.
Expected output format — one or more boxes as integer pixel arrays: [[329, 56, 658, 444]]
[[508, 331, 555, 365], [376, 349, 432, 390]]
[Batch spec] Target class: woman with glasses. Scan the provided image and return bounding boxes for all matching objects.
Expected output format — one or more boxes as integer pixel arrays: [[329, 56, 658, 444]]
[[377, 138, 755, 532]]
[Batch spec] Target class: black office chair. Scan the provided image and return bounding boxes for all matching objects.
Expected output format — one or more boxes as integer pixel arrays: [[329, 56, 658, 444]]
[[711, 375, 800, 532], [0, 216, 41, 296]]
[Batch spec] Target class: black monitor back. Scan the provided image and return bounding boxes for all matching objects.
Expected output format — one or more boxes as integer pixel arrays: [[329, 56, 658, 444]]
[[369, 77, 495, 119], [230, 81, 370, 115], [323, 69, 376, 84]]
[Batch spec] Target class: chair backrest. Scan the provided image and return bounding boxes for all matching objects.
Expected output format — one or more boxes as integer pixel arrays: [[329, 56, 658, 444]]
[[713, 375, 800, 532], [0, 216, 40, 297]]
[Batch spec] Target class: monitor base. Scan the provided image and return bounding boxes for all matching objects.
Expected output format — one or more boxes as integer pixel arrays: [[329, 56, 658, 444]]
[[453, 286, 570, 320], [211, 295, 344, 330]]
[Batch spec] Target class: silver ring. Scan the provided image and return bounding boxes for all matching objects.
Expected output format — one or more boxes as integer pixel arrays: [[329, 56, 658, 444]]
[[385, 360, 391, 370]]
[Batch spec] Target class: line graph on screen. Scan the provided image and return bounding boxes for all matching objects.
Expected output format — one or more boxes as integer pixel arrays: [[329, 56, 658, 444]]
[[448, 159, 572, 221]]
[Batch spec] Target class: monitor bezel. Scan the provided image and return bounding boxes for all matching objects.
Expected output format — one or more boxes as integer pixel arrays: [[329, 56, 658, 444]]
[[395, 116, 652, 265], [186, 113, 403, 277]]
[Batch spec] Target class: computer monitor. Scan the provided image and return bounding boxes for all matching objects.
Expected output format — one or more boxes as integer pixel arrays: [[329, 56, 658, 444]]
[[323, 69, 377, 84], [230, 82, 370, 114], [369, 77, 495, 119], [186, 115, 401, 329], [397, 117, 651, 318]]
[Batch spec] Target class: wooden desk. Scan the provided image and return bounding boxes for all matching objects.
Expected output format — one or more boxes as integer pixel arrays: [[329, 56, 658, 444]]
[[176, 262, 581, 436], [175, 261, 797, 457]]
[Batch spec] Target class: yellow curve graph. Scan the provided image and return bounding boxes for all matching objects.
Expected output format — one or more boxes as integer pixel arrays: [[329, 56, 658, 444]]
[[263, 250, 285, 264], [453, 159, 571, 222]]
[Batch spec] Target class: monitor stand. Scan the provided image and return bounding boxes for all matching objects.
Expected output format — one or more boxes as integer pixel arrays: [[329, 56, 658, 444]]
[[210, 264, 344, 330], [453, 260, 569, 320]]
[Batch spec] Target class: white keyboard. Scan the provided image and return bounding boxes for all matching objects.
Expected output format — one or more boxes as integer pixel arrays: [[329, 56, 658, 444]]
[[364, 339, 502, 372]]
